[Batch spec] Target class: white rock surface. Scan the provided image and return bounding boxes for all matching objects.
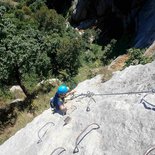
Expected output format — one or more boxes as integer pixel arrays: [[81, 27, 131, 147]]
[[10, 85, 26, 99], [1, 61, 155, 155]]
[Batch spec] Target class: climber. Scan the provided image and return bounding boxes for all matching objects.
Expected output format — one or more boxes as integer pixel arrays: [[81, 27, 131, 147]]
[[50, 84, 76, 115]]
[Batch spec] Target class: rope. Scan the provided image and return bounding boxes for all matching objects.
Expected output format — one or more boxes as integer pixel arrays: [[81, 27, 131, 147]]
[[144, 146, 155, 155], [50, 147, 66, 155], [73, 123, 100, 154], [37, 122, 55, 144]]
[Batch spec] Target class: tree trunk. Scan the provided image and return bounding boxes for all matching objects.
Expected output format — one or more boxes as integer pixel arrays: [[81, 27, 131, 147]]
[[14, 66, 30, 98]]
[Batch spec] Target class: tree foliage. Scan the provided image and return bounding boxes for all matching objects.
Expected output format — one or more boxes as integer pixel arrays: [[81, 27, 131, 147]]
[[0, 8, 50, 97], [101, 39, 117, 65], [44, 33, 82, 78], [0, 5, 83, 99], [34, 6, 66, 32], [83, 44, 103, 63]]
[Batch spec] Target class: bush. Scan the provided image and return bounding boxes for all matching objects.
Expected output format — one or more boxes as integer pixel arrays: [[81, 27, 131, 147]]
[[101, 39, 117, 65], [125, 48, 152, 66], [83, 44, 103, 64], [82, 29, 97, 44]]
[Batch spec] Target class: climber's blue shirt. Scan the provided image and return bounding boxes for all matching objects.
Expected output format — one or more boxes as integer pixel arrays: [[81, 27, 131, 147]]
[[50, 92, 64, 110]]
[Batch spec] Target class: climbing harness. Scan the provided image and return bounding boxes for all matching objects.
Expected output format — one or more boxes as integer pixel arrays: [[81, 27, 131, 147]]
[[37, 122, 55, 144], [50, 147, 66, 155], [144, 146, 155, 155], [73, 123, 100, 154]]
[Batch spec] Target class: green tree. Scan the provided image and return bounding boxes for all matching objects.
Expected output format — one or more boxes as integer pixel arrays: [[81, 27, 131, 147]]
[[14, 9, 25, 20], [44, 34, 82, 79], [35, 6, 66, 33], [0, 13, 50, 98], [0, 6, 7, 39], [83, 44, 103, 63]]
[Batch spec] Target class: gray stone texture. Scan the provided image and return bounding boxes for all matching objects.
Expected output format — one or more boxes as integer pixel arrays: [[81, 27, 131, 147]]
[[0, 61, 155, 155]]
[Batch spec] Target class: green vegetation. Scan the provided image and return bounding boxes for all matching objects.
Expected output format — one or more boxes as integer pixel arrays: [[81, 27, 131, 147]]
[[0, 2, 85, 142], [0, 4, 83, 101], [101, 39, 117, 65], [0, 0, 154, 144], [125, 48, 152, 66]]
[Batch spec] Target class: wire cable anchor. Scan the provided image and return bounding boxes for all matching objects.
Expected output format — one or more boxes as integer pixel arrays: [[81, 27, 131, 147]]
[[73, 123, 100, 154], [50, 147, 66, 155], [37, 122, 55, 144]]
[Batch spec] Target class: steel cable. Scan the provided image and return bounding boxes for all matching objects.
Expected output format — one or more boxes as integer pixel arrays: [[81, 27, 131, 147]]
[[70, 90, 155, 112], [70, 89, 155, 100]]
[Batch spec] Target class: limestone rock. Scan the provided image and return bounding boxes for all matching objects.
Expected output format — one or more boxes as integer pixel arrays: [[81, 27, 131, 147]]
[[10, 86, 26, 99], [108, 54, 129, 72], [37, 78, 61, 88], [144, 41, 155, 58], [71, 0, 155, 47], [1, 61, 155, 155]]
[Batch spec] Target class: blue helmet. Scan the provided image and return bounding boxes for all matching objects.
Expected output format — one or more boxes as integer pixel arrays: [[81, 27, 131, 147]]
[[57, 85, 69, 94]]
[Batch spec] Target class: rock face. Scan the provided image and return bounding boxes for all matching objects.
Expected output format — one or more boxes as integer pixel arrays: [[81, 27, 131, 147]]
[[72, 0, 112, 22], [144, 41, 155, 57], [45, 0, 155, 47], [1, 61, 155, 155], [134, 0, 155, 47], [71, 0, 155, 47]]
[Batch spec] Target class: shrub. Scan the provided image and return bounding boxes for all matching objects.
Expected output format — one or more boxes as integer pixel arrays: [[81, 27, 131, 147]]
[[101, 39, 117, 65], [82, 29, 97, 44], [125, 48, 152, 66], [83, 44, 103, 64]]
